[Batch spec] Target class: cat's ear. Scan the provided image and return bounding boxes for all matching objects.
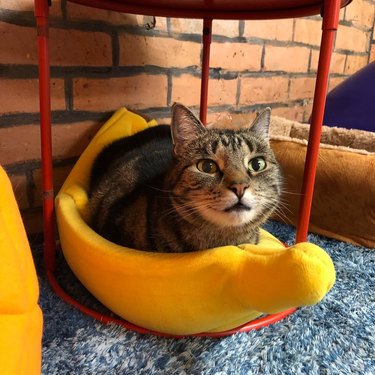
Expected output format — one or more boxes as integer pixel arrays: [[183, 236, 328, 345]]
[[250, 107, 271, 141], [171, 103, 206, 156]]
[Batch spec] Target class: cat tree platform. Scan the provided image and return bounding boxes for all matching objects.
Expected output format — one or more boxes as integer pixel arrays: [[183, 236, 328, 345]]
[[34, 0, 351, 336]]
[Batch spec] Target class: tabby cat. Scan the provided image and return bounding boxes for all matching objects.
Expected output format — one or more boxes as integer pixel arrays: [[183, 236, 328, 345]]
[[88, 103, 281, 252]]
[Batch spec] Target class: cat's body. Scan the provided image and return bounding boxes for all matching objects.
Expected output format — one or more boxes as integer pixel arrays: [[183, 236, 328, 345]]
[[89, 104, 281, 252]]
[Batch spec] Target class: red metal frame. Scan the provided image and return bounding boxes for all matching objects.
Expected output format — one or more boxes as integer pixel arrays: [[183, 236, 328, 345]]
[[35, 0, 56, 273], [34, 0, 343, 337], [47, 264, 296, 337], [200, 18, 212, 124], [295, 0, 341, 242]]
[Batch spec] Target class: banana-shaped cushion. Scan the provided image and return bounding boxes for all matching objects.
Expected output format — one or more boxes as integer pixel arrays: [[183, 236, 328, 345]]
[[0, 166, 43, 374], [56, 108, 335, 335]]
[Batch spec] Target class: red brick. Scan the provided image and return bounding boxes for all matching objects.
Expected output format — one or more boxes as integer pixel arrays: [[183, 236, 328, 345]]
[[345, 1, 375, 29], [170, 18, 203, 34], [212, 20, 239, 38], [1, 24, 93, 67], [330, 53, 346, 75], [49, 0, 63, 17], [0, 121, 101, 165], [206, 112, 235, 128], [370, 44, 375, 63], [264, 45, 310, 72], [171, 74, 199, 107], [0, 22, 37, 64], [272, 106, 305, 123], [66, 2, 167, 30], [49, 79, 66, 109], [244, 19, 294, 42], [205, 112, 222, 126], [49, 28, 111, 66], [294, 19, 322, 46], [209, 111, 257, 130], [335, 25, 369, 53], [171, 74, 238, 107], [208, 77, 238, 106], [1, 0, 35, 10], [210, 42, 262, 71], [66, 2, 141, 25], [1, 0, 61, 15], [307, 50, 317, 72], [264, 46, 310, 72], [344, 54, 369, 75], [0, 78, 65, 114], [51, 121, 103, 159], [327, 53, 347, 75], [170, 19, 240, 38], [310, 50, 346, 74], [119, 34, 200, 68], [73, 74, 168, 111], [0, 125, 40, 165], [289, 77, 316, 101], [328, 77, 346, 92], [207, 108, 304, 130], [240, 76, 289, 105]]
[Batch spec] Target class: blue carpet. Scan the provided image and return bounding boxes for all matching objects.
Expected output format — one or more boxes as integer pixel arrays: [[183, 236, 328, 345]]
[[35, 221, 375, 374]]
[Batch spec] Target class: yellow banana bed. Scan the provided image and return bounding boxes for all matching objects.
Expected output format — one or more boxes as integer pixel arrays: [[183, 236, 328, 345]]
[[56, 108, 336, 336], [0, 166, 43, 374]]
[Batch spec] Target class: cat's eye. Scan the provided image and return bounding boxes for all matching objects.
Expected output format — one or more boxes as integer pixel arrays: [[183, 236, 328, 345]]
[[248, 157, 267, 173], [196, 159, 219, 174]]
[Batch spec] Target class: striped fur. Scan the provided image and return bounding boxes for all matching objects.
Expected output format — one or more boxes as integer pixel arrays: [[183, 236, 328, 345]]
[[88, 104, 281, 252]]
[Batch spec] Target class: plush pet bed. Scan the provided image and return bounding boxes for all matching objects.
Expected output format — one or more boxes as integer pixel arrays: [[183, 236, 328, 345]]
[[55, 108, 335, 336], [270, 117, 375, 249]]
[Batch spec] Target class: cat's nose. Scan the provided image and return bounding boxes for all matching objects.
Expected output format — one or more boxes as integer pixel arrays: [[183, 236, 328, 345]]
[[229, 183, 248, 199]]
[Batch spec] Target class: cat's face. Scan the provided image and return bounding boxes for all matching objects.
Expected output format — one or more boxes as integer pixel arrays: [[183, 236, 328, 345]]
[[169, 104, 281, 228]]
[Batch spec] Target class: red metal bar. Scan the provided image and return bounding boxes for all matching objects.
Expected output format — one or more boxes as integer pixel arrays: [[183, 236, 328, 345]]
[[295, 0, 341, 243], [46, 268, 295, 338], [200, 18, 212, 125], [35, 0, 56, 272]]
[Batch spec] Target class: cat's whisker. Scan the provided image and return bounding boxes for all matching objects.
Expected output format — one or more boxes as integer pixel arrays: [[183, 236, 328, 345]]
[[254, 194, 288, 220], [160, 200, 208, 222], [270, 202, 292, 221], [279, 189, 303, 197], [144, 185, 174, 194], [271, 206, 291, 224], [260, 199, 292, 224], [275, 200, 293, 215]]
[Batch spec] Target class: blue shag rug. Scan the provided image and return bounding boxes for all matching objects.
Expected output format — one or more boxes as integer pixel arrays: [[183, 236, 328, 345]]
[[34, 221, 375, 374]]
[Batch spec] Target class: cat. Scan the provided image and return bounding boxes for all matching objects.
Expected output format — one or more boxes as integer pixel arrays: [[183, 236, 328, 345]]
[[88, 103, 282, 253]]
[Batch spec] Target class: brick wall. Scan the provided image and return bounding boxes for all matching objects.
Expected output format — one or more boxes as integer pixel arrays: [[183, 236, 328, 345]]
[[1, 0, 374, 236]]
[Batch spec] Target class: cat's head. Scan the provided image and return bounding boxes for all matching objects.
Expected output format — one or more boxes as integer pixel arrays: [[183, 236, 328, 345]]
[[168, 103, 282, 229]]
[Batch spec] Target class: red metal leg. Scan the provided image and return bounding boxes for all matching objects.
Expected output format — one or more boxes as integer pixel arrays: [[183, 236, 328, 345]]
[[200, 18, 212, 125], [35, 0, 56, 272], [295, 0, 341, 243]]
